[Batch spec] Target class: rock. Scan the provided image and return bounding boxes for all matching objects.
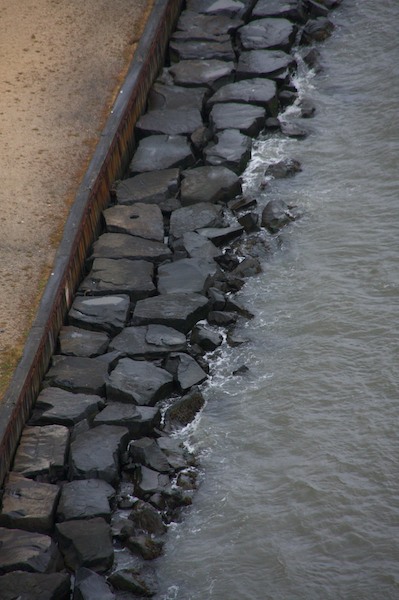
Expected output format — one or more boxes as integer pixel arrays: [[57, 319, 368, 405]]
[[156, 436, 192, 471], [69, 425, 129, 485], [164, 388, 205, 429], [197, 224, 244, 246], [169, 202, 223, 241], [59, 326, 110, 358], [207, 286, 226, 310], [103, 203, 164, 242], [56, 479, 115, 523], [209, 102, 266, 137], [307, 0, 330, 17], [169, 59, 235, 91], [0, 527, 61, 574], [263, 158, 302, 179], [207, 310, 238, 326], [129, 499, 167, 535], [190, 125, 213, 152], [80, 258, 156, 300], [190, 323, 223, 351], [176, 10, 243, 35], [238, 211, 259, 233], [90, 233, 171, 263], [181, 166, 241, 205], [238, 17, 296, 52], [158, 258, 218, 295], [279, 89, 298, 106], [106, 358, 174, 406], [93, 403, 160, 437], [107, 567, 157, 597], [129, 135, 195, 174], [147, 83, 207, 112], [204, 129, 252, 174], [236, 49, 296, 80], [303, 47, 322, 71], [175, 231, 220, 261], [279, 120, 308, 138], [44, 356, 109, 396], [265, 116, 281, 130], [73, 568, 115, 600], [164, 353, 208, 391], [12, 425, 69, 481], [32, 387, 102, 427], [231, 256, 262, 278], [301, 17, 334, 43], [214, 249, 240, 271], [0, 572, 70, 600], [189, 0, 247, 18], [299, 97, 316, 118], [261, 198, 296, 233], [109, 324, 186, 359], [251, 0, 307, 22], [128, 438, 171, 474], [126, 534, 164, 561], [133, 466, 170, 499], [0, 473, 60, 534], [227, 331, 249, 346], [56, 518, 113, 573], [68, 295, 130, 335], [227, 196, 257, 213], [112, 168, 180, 212], [136, 108, 203, 138], [207, 78, 278, 115], [225, 296, 255, 318], [133, 293, 209, 333], [170, 38, 235, 62]]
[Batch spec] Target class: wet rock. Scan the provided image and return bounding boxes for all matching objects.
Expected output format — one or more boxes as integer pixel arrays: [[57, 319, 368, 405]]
[[57, 479, 115, 522], [191, 323, 223, 351], [307, 0, 330, 17], [59, 326, 110, 358], [214, 249, 240, 271], [107, 358, 173, 406], [90, 233, 172, 263], [164, 353, 208, 391], [12, 425, 69, 481], [169, 59, 235, 91], [261, 198, 297, 232], [32, 387, 102, 427], [227, 196, 257, 213], [0, 572, 70, 600], [233, 364, 249, 375], [73, 567, 115, 600], [112, 168, 180, 211], [56, 518, 113, 573], [299, 97, 316, 118], [236, 49, 296, 80], [301, 17, 334, 43], [231, 256, 262, 278], [225, 296, 255, 318], [264, 158, 302, 179], [251, 0, 307, 22], [129, 135, 195, 174], [178, 231, 220, 260], [197, 224, 244, 246], [94, 403, 160, 437], [238, 17, 296, 52], [156, 436, 192, 471], [80, 258, 155, 301], [129, 499, 167, 535], [176, 10, 243, 36], [170, 38, 235, 62], [133, 293, 209, 333], [69, 425, 129, 485], [0, 473, 60, 534], [103, 203, 164, 242], [108, 567, 157, 597], [227, 331, 249, 346], [204, 128, 252, 173], [136, 108, 203, 138], [207, 310, 238, 326], [128, 438, 171, 473], [125, 534, 164, 561], [109, 324, 186, 359], [303, 47, 322, 71], [133, 466, 170, 498], [164, 388, 205, 429], [207, 77, 278, 115], [147, 83, 207, 112], [68, 295, 130, 335], [279, 120, 308, 138], [207, 286, 226, 310], [169, 202, 223, 241], [209, 102, 266, 137], [158, 258, 218, 295], [0, 527, 61, 574], [181, 165, 242, 206], [279, 89, 298, 106], [44, 356, 109, 396], [188, 0, 248, 18], [238, 211, 259, 233], [265, 116, 281, 130], [176, 470, 198, 491]]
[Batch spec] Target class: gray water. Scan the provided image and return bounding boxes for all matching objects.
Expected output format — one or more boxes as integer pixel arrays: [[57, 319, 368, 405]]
[[156, 1, 399, 598]]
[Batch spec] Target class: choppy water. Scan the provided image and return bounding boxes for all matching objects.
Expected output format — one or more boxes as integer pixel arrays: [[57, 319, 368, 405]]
[[156, 1, 399, 598]]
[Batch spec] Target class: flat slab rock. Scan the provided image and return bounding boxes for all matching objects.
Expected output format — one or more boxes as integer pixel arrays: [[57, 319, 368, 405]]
[[169, 59, 235, 91], [0, 572, 71, 600], [179, 231, 221, 260], [74, 568, 115, 600], [147, 83, 207, 111], [136, 107, 203, 138], [32, 387, 103, 427], [0, 527, 61, 574], [93, 402, 160, 436], [57, 479, 115, 522], [236, 49, 296, 80], [45, 356, 110, 396], [169, 201, 223, 240], [158, 258, 219, 295], [187, 0, 248, 17], [209, 102, 266, 137], [165, 352, 208, 392], [69, 424, 129, 485], [177, 10, 244, 35], [133, 293, 209, 333], [207, 77, 278, 116], [169, 38, 235, 62], [59, 326, 110, 358], [104, 203, 164, 242], [12, 425, 69, 481], [106, 358, 174, 406], [181, 166, 242, 205], [238, 17, 296, 51], [90, 233, 171, 263], [129, 134, 195, 174], [0, 473, 60, 534], [56, 517, 113, 573], [251, 0, 307, 22], [68, 294, 130, 335], [113, 168, 180, 210], [204, 128, 252, 174], [109, 324, 187, 358], [197, 224, 244, 245], [80, 258, 155, 300]]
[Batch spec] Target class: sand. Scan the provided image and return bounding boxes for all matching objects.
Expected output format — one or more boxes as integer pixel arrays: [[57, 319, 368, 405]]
[[0, 0, 153, 397]]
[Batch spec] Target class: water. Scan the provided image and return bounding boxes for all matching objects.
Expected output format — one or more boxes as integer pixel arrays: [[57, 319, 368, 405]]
[[156, 2, 399, 598]]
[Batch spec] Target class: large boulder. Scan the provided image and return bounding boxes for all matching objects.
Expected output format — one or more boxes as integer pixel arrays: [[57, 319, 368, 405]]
[[181, 166, 242, 205], [157, 258, 219, 295], [56, 518, 113, 573], [80, 258, 155, 300], [169, 59, 235, 91], [32, 387, 102, 426], [68, 295, 130, 335], [147, 83, 207, 112], [251, 0, 308, 22], [106, 358, 174, 406], [261, 198, 296, 232], [178, 231, 221, 260], [169, 38, 235, 62], [135, 107, 203, 138], [90, 233, 171, 263], [209, 102, 266, 137], [109, 324, 187, 359], [132, 293, 209, 333], [164, 388, 205, 429], [128, 438, 171, 474], [301, 17, 334, 43], [73, 568, 115, 600], [187, 0, 248, 18], [238, 17, 296, 51], [129, 135, 195, 174], [236, 49, 296, 80], [204, 128, 252, 173], [207, 78, 278, 115], [164, 353, 208, 391], [169, 202, 223, 241], [0, 572, 70, 600], [0, 527, 62, 574], [12, 425, 69, 481], [112, 168, 180, 212], [103, 203, 164, 242], [57, 479, 115, 523], [93, 403, 160, 437], [44, 356, 110, 396], [58, 326, 110, 358], [176, 10, 243, 35]]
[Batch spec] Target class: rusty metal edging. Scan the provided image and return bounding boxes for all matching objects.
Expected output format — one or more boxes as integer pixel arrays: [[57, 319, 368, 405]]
[[0, 0, 184, 485]]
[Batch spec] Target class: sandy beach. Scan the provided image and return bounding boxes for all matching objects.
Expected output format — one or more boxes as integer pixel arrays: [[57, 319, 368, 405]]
[[0, 0, 153, 397]]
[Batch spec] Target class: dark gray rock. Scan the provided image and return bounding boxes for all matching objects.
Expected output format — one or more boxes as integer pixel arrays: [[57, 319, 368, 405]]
[[279, 88, 298, 107], [133, 293, 209, 333], [207, 286, 226, 310], [90, 233, 172, 263], [73, 568, 115, 600], [264, 158, 302, 179], [59, 326, 110, 358], [128, 438, 171, 473], [106, 358, 174, 406], [236, 49, 296, 80], [171, 29, 231, 44], [169, 38, 235, 62], [104, 203, 164, 242], [12, 425, 69, 481], [57, 479, 115, 523], [191, 323, 223, 351], [299, 97, 316, 118], [129, 499, 167, 535], [45, 356, 109, 396], [135, 108, 203, 138], [156, 436, 191, 471], [261, 198, 296, 232], [93, 403, 160, 437], [68, 295, 130, 335], [32, 387, 102, 426], [214, 249, 240, 271], [0, 572, 70, 600], [129, 135, 195, 174], [301, 17, 334, 43], [197, 224, 244, 246], [147, 83, 207, 112], [204, 129, 252, 174], [190, 125, 213, 152], [80, 258, 155, 301], [251, 0, 307, 22], [56, 518, 113, 573], [125, 534, 164, 561], [0, 527, 61, 574], [69, 425, 129, 485], [133, 466, 170, 499], [109, 325, 186, 359], [238, 17, 296, 51], [169, 59, 235, 91], [307, 0, 330, 17], [176, 10, 244, 35], [181, 166, 242, 206], [225, 296, 255, 318], [279, 120, 308, 138], [169, 202, 223, 241], [164, 388, 205, 429], [227, 196, 257, 213], [207, 310, 238, 326], [158, 258, 218, 295], [164, 353, 208, 391], [0, 473, 60, 534], [108, 567, 157, 597], [303, 47, 322, 71], [187, 0, 248, 17], [207, 78, 278, 115], [231, 256, 262, 278], [179, 231, 220, 260], [209, 102, 266, 137], [112, 168, 180, 213], [227, 331, 249, 346], [238, 211, 259, 233]]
